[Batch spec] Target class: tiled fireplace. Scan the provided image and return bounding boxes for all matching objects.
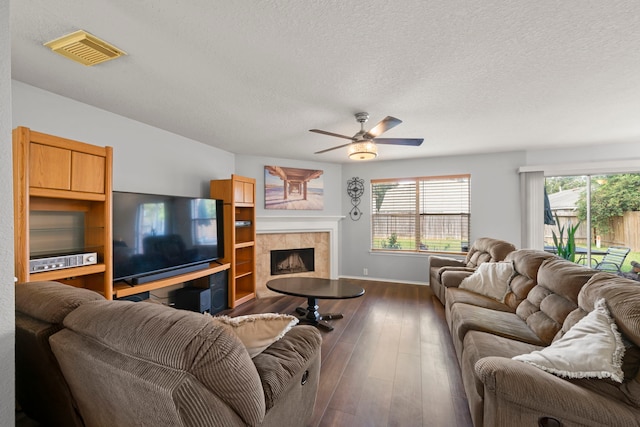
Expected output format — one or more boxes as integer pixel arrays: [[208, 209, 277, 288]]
[[255, 216, 342, 298], [271, 247, 315, 275]]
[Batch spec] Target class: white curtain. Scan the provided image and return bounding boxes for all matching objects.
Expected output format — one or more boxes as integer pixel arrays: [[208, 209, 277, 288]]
[[519, 171, 544, 250]]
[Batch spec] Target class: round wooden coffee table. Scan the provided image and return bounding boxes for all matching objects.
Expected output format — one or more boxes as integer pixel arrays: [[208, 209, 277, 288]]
[[266, 277, 365, 331]]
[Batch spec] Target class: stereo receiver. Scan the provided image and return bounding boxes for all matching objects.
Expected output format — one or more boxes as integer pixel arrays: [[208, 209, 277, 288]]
[[29, 252, 98, 273]]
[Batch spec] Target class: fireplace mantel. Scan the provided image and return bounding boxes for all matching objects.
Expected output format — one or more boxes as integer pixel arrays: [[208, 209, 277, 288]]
[[256, 215, 344, 231], [256, 216, 344, 279]]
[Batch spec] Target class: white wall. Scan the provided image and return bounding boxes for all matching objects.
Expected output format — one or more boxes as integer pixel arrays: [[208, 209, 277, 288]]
[[12, 81, 235, 197], [0, 0, 15, 424], [526, 140, 640, 166], [340, 151, 525, 283]]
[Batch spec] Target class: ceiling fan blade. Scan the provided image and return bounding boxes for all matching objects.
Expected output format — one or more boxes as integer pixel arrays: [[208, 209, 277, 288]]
[[314, 142, 354, 154], [309, 129, 355, 141], [363, 116, 402, 139], [373, 138, 424, 146]]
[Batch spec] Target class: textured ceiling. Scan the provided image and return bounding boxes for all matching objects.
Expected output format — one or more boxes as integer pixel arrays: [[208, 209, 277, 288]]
[[10, 1, 640, 163]]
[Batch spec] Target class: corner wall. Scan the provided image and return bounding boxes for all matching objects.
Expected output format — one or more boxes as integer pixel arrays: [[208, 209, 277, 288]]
[[0, 0, 15, 424]]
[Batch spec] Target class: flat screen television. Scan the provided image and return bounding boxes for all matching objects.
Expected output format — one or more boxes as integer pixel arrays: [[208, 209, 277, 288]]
[[112, 191, 224, 285]]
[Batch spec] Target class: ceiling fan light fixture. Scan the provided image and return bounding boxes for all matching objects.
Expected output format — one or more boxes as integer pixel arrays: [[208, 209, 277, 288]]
[[312, 112, 421, 158], [348, 141, 377, 160]]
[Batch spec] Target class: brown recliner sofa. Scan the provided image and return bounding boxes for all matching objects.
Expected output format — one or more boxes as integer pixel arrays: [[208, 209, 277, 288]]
[[16, 281, 105, 427], [429, 237, 516, 305], [444, 250, 640, 426], [17, 281, 322, 427]]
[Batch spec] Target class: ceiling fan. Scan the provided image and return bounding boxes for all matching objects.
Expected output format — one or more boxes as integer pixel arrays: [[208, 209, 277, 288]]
[[310, 112, 424, 160]]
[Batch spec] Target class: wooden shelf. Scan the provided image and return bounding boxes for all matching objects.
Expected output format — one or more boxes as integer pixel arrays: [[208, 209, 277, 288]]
[[211, 175, 256, 308], [235, 291, 256, 306], [29, 263, 107, 282], [234, 271, 253, 280], [235, 241, 255, 249], [30, 187, 107, 201], [113, 263, 230, 298]]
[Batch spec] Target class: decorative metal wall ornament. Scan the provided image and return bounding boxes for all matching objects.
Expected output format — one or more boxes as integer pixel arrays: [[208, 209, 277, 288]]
[[347, 177, 365, 220]]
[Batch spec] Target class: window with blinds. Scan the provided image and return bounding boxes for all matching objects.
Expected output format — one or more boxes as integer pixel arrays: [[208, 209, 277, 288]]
[[371, 175, 470, 253]]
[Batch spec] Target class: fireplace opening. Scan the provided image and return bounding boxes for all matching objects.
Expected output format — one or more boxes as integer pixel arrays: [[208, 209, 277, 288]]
[[271, 248, 315, 276]]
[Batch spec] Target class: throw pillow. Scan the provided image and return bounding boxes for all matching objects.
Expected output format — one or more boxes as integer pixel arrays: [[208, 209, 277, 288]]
[[513, 298, 625, 383], [212, 313, 298, 358], [458, 261, 514, 302]]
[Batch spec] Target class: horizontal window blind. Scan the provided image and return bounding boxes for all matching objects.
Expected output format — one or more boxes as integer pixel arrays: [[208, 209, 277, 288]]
[[371, 175, 470, 253]]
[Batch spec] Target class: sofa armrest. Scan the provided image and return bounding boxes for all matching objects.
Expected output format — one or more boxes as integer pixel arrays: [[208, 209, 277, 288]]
[[440, 268, 476, 288], [475, 356, 640, 426], [430, 255, 466, 269], [253, 325, 322, 424]]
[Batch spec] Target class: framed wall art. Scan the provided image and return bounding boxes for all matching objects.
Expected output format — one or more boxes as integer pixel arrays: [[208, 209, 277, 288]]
[[264, 165, 324, 210]]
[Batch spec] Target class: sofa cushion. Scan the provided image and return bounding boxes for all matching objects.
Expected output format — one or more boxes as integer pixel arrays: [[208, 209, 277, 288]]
[[448, 303, 545, 359], [450, 303, 545, 345], [459, 261, 514, 302], [464, 237, 516, 268], [445, 287, 513, 332], [213, 313, 299, 358], [515, 258, 596, 345], [502, 250, 557, 310], [513, 298, 625, 383], [253, 325, 322, 410], [446, 287, 513, 315], [15, 281, 104, 323]]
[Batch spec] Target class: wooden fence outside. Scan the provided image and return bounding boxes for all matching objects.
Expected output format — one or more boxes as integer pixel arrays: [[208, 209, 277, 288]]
[[372, 213, 469, 242], [545, 211, 640, 251]]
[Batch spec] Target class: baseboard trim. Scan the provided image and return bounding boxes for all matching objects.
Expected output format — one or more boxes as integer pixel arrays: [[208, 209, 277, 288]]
[[339, 275, 429, 286]]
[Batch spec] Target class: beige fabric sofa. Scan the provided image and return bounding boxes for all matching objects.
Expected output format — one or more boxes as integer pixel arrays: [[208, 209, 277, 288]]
[[16, 281, 322, 427], [443, 250, 640, 426], [429, 237, 516, 305]]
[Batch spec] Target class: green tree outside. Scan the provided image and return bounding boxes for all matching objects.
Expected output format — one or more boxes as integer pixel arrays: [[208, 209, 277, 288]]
[[545, 176, 586, 194], [576, 174, 640, 235]]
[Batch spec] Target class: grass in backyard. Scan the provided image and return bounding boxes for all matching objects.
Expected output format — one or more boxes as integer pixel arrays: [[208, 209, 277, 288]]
[[372, 237, 639, 272], [372, 236, 465, 252]]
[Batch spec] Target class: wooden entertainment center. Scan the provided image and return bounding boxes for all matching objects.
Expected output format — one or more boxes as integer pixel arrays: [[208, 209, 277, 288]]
[[13, 127, 232, 301]]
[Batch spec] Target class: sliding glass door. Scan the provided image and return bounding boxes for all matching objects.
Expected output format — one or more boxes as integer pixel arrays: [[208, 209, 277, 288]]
[[544, 173, 640, 272]]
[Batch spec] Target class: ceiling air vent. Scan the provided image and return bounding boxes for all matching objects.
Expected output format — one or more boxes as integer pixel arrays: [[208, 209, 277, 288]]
[[44, 30, 126, 66]]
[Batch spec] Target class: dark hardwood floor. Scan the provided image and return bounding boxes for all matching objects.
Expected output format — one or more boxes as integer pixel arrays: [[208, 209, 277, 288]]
[[224, 279, 473, 427]]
